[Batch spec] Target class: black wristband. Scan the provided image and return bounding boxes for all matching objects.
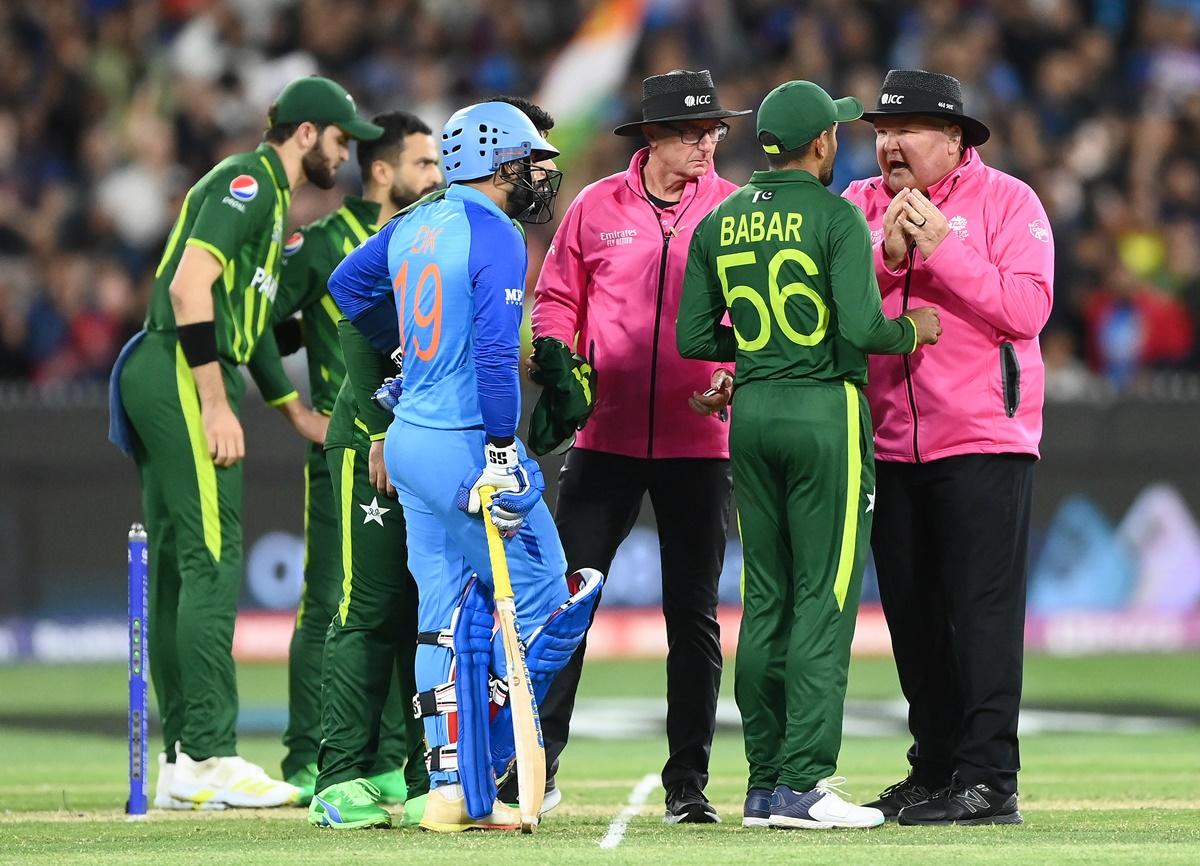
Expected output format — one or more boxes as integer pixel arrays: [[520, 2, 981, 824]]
[[486, 435, 515, 447], [177, 321, 218, 367], [273, 317, 304, 356]]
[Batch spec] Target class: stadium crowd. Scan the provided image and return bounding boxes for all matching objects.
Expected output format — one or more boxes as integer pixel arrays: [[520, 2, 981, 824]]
[[1, 0, 1198, 393]]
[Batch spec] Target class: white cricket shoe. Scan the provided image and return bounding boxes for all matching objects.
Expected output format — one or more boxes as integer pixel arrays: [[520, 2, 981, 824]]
[[169, 747, 299, 808], [768, 777, 886, 829], [154, 752, 226, 810]]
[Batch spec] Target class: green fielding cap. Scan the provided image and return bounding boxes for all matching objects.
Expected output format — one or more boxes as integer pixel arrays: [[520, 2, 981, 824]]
[[272, 76, 383, 141], [756, 80, 863, 154]]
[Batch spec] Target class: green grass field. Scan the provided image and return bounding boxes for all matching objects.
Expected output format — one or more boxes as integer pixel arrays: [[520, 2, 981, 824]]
[[2, 655, 1198, 865]]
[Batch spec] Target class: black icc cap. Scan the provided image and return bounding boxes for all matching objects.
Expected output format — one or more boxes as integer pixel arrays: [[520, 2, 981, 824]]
[[614, 69, 751, 136], [860, 69, 990, 147]]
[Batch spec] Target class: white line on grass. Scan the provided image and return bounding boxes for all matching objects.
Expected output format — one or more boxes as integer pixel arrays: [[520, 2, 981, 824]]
[[598, 772, 659, 849]]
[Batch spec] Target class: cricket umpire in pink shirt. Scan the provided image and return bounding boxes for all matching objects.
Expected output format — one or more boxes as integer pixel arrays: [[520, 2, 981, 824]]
[[843, 70, 1054, 826], [524, 69, 749, 823]]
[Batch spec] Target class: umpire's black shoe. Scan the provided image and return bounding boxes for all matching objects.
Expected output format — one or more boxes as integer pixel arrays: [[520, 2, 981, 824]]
[[898, 782, 1023, 826], [664, 785, 721, 824], [863, 775, 946, 820]]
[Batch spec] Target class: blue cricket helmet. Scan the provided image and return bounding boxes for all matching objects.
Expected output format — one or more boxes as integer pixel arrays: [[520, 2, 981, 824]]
[[441, 101, 559, 184]]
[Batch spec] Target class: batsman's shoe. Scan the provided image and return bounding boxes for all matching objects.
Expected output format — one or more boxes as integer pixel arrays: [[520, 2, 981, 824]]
[[169, 750, 300, 808], [419, 783, 521, 832], [742, 788, 773, 828], [898, 782, 1023, 826], [153, 753, 226, 811], [401, 793, 429, 827], [499, 776, 563, 816], [768, 778, 885, 829], [363, 769, 408, 805], [286, 763, 318, 808], [308, 780, 392, 830], [664, 784, 720, 824], [863, 774, 945, 820]]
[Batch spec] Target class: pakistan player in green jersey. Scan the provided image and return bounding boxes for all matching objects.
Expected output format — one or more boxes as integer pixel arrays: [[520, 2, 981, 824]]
[[117, 76, 383, 809], [269, 112, 441, 809], [677, 80, 941, 830]]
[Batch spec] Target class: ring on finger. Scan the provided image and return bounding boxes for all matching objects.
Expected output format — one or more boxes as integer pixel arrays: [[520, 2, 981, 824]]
[[911, 216, 927, 227]]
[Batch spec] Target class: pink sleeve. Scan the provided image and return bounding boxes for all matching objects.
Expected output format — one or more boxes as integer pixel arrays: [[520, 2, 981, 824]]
[[922, 184, 1054, 340], [531, 193, 588, 346]]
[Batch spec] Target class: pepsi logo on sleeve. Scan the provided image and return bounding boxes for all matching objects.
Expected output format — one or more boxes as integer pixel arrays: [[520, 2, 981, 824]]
[[284, 231, 304, 256], [229, 175, 259, 202]]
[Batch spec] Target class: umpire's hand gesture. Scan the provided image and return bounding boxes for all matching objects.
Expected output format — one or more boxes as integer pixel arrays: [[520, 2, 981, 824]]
[[899, 190, 950, 258]]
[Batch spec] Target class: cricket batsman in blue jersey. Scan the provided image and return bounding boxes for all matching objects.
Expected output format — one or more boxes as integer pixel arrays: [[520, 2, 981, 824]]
[[327, 100, 602, 833]]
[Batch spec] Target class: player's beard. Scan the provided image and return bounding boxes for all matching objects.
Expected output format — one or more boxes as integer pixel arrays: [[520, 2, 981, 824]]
[[389, 179, 439, 211], [302, 141, 337, 190], [818, 157, 835, 186]]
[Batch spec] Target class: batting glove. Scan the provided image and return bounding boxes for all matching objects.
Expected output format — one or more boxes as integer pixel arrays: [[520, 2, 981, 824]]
[[371, 376, 403, 413], [455, 443, 545, 538]]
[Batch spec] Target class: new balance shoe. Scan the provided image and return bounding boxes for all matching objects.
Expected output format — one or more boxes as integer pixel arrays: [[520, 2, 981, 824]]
[[768, 777, 885, 829], [664, 784, 720, 824], [286, 763, 318, 808], [863, 774, 945, 820], [364, 769, 407, 805], [169, 749, 299, 808], [153, 753, 226, 811], [419, 783, 521, 832], [742, 788, 772, 827], [501, 782, 563, 816], [498, 772, 562, 815], [898, 782, 1023, 826], [308, 779, 392, 830]]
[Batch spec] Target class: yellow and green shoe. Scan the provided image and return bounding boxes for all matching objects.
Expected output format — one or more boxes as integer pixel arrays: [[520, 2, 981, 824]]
[[285, 763, 317, 808], [308, 779, 392, 830], [401, 793, 428, 828]]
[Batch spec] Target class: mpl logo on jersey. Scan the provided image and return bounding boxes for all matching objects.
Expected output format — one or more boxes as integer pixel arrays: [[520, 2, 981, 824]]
[[229, 175, 258, 202], [283, 232, 304, 256]]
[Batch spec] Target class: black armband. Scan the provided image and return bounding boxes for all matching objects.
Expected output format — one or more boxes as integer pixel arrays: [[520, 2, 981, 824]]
[[486, 435, 516, 447], [177, 321, 218, 367], [273, 317, 304, 356]]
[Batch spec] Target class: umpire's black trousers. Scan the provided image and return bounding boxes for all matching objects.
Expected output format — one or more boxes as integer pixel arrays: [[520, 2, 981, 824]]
[[540, 447, 732, 795], [872, 453, 1035, 797]]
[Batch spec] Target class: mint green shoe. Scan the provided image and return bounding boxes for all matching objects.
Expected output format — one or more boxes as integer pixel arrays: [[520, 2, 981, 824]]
[[286, 763, 318, 808], [308, 780, 392, 830], [401, 793, 428, 828], [364, 769, 408, 805]]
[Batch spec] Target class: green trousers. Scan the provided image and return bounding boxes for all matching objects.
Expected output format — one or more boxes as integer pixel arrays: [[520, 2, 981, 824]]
[[731, 380, 875, 793], [120, 331, 246, 761], [315, 445, 427, 795], [282, 442, 341, 777]]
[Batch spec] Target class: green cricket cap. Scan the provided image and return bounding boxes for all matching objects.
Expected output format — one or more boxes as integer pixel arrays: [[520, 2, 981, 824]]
[[272, 76, 383, 141], [756, 80, 862, 154]]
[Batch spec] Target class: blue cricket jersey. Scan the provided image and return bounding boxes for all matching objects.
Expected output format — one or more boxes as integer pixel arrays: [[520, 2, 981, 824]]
[[328, 184, 525, 439]]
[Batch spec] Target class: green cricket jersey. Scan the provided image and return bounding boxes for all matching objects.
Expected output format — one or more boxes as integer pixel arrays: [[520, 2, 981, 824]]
[[146, 143, 291, 365], [326, 318, 394, 452], [678, 168, 916, 386], [275, 195, 383, 414]]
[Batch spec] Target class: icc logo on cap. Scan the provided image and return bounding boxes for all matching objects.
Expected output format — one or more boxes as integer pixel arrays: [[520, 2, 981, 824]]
[[684, 94, 712, 108], [229, 175, 259, 202]]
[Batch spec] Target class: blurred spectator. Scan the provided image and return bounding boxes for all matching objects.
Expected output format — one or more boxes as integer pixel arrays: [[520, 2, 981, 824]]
[[0, 0, 1196, 389]]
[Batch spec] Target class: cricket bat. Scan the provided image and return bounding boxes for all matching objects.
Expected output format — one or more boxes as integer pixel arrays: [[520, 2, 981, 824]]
[[480, 487, 545, 833]]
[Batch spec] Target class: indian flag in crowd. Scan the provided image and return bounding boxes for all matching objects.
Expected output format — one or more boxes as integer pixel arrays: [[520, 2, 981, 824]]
[[535, 0, 646, 170]]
